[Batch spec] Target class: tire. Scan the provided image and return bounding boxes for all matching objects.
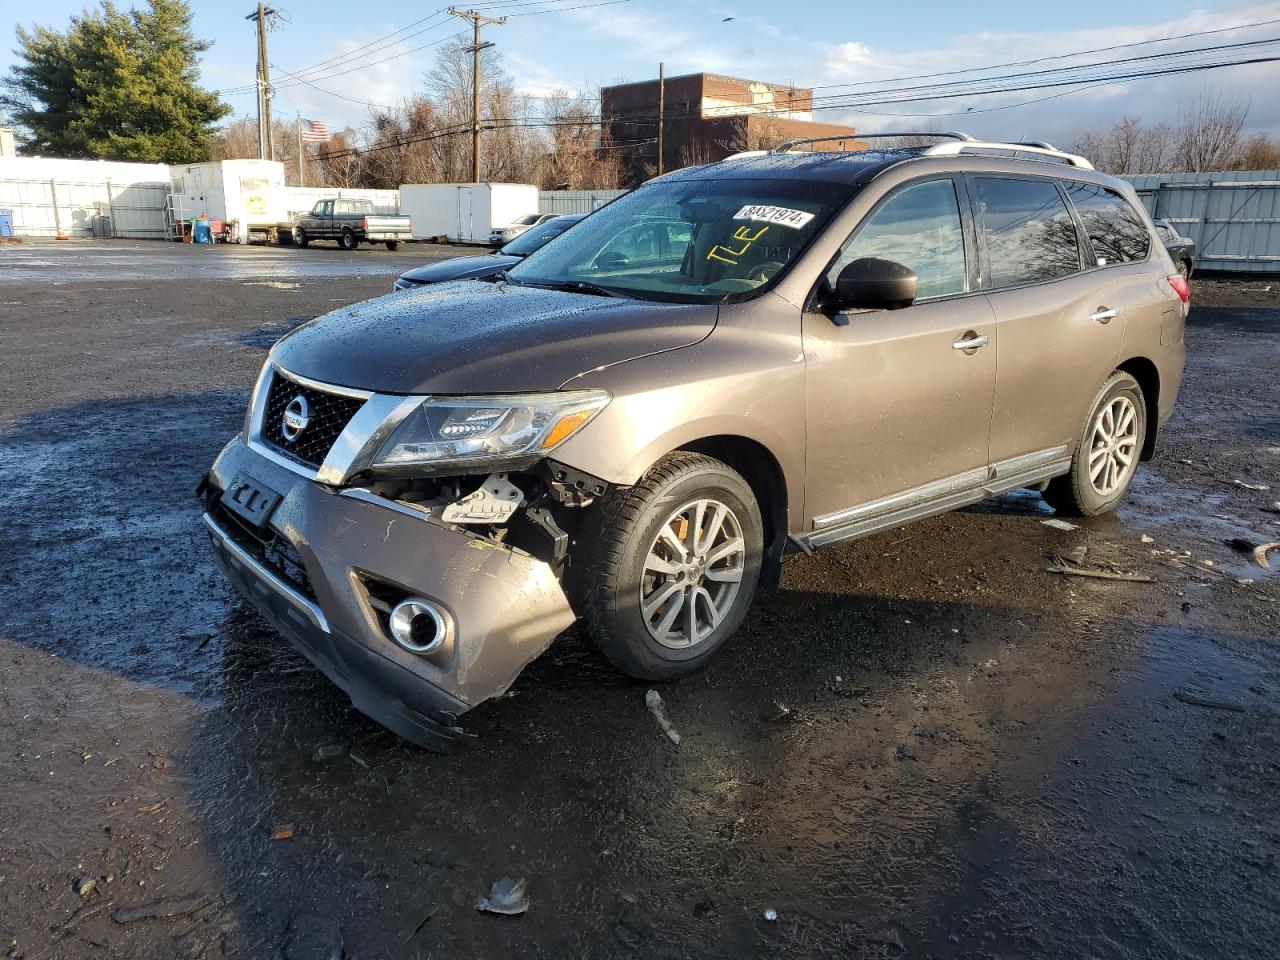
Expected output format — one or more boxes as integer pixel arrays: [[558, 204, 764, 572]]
[[1177, 259, 1191, 279], [1042, 371, 1146, 517], [572, 452, 763, 680], [292, 226, 308, 248], [339, 228, 357, 251], [385, 240, 400, 251], [276, 227, 292, 246]]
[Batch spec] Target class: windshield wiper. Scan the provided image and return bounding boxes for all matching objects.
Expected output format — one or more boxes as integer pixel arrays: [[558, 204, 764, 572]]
[[540, 279, 632, 298]]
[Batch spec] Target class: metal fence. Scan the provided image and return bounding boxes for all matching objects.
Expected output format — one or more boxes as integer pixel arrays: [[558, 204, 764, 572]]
[[1121, 170, 1280, 273], [538, 189, 626, 215], [0, 177, 169, 238]]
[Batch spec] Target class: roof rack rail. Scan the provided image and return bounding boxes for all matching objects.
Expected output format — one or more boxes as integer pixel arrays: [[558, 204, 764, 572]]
[[771, 131, 974, 153], [922, 139, 1094, 169]]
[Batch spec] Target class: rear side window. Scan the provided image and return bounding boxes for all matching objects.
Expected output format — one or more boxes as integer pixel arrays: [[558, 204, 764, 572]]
[[973, 178, 1081, 288], [828, 179, 968, 300], [1065, 183, 1151, 265]]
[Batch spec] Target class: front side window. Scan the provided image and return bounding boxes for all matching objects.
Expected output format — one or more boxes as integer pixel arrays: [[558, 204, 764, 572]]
[[974, 177, 1081, 288], [1065, 183, 1151, 265], [510, 176, 857, 303], [827, 178, 967, 300]]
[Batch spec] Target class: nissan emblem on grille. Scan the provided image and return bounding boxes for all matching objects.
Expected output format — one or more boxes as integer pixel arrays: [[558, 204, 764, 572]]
[[281, 395, 311, 442]]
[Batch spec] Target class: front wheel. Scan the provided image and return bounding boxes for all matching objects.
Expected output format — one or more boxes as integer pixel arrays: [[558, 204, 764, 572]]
[[292, 226, 308, 248], [573, 452, 763, 680], [385, 240, 400, 251], [339, 228, 357, 250], [1042, 371, 1146, 517]]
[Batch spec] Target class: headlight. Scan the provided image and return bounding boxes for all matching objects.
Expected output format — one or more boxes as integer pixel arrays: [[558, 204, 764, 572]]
[[371, 390, 610, 472]]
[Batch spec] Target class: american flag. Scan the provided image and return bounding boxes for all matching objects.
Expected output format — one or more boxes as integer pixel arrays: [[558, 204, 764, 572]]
[[299, 118, 331, 143]]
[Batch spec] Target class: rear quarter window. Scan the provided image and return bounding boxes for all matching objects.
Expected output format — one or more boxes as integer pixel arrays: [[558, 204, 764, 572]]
[[973, 177, 1082, 288], [1063, 183, 1150, 266]]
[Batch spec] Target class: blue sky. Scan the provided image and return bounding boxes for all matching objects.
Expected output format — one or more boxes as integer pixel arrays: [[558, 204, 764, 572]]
[[4, 0, 1280, 141]]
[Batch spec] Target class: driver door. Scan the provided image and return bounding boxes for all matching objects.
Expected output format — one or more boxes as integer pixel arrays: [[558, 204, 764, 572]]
[[802, 176, 997, 535]]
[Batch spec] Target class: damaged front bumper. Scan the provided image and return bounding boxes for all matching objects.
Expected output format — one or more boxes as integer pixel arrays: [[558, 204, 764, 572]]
[[203, 437, 577, 749]]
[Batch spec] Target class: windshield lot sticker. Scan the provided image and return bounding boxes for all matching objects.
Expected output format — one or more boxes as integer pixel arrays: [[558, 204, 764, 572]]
[[707, 224, 769, 265], [733, 205, 815, 230]]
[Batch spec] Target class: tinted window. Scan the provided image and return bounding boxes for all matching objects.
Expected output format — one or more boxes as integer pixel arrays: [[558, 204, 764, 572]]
[[974, 178, 1081, 287], [1066, 183, 1151, 265], [829, 179, 967, 299]]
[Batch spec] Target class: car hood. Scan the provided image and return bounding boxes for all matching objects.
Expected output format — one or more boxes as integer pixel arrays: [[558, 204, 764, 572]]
[[273, 281, 717, 394], [399, 254, 518, 285]]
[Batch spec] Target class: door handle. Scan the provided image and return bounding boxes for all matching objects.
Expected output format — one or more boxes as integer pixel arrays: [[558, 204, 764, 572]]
[[1090, 306, 1119, 324], [953, 333, 989, 351]]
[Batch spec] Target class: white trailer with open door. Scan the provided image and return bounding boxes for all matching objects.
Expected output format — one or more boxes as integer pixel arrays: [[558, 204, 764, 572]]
[[399, 183, 539, 243]]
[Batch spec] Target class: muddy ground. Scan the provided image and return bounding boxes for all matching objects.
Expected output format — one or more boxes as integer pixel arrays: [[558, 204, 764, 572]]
[[1, 242, 1277, 959]]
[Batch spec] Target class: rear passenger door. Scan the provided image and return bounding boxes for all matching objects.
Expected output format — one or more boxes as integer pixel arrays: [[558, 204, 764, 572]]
[[972, 175, 1127, 472]]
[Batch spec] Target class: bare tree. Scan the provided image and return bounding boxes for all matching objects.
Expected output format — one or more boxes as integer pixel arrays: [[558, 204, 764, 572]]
[[1070, 117, 1174, 174], [1173, 85, 1249, 173]]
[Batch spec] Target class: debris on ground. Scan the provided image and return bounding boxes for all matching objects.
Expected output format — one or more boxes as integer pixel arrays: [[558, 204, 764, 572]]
[[1251, 541, 1279, 570], [272, 823, 295, 841], [1064, 545, 1089, 565], [763, 908, 779, 921], [74, 875, 96, 897], [1232, 479, 1271, 491], [1173, 691, 1246, 713], [312, 742, 346, 761], [476, 876, 530, 916], [1141, 534, 1155, 544], [111, 893, 206, 923], [1046, 555, 1154, 582], [645, 690, 681, 745], [1041, 518, 1079, 531]]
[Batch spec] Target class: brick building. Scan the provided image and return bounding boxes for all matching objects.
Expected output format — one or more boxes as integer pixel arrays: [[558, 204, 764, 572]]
[[602, 72, 865, 185]]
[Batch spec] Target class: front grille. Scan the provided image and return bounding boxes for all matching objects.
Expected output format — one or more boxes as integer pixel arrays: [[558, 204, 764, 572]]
[[209, 500, 316, 600], [260, 370, 365, 469]]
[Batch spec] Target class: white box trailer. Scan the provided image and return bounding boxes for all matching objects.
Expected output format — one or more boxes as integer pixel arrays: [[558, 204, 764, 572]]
[[168, 159, 288, 242], [399, 182, 539, 243]]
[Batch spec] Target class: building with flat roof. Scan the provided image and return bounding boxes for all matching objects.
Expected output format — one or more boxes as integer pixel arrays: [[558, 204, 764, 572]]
[[602, 72, 866, 185]]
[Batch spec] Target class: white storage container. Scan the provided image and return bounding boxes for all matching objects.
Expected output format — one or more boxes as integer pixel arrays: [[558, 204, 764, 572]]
[[168, 159, 288, 241], [399, 183, 539, 243]]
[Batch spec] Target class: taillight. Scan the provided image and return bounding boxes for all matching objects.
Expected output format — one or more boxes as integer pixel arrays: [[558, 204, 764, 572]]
[[362, 216, 370, 231], [1167, 274, 1191, 304]]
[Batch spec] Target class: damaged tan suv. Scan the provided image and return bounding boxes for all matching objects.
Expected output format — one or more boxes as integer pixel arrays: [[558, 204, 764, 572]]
[[202, 133, 1189, 748]]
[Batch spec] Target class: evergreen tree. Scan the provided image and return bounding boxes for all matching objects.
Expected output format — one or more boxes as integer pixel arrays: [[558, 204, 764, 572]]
[[2, 1, 229, 163]]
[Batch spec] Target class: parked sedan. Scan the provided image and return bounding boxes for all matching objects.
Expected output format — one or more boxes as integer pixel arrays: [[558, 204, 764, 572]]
[[394, 215, 585, 291], [489, 213, 558, 246], [1154, 218, 1195, 277]]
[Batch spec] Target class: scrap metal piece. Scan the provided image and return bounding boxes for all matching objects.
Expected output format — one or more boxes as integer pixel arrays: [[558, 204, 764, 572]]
[[476, 877, 530, 916], [1253, 541, 1280, 571], [645, 689, 681, 745]]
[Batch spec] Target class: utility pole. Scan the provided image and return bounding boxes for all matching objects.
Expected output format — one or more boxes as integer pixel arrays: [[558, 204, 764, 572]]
[[449, 8, 505, 183], [656, 62, 665, 176], [246, 4, 276, 160]]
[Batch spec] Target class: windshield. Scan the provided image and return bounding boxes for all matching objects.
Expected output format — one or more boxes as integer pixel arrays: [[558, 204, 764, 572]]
[[500, 217, 580, 256], [508, 177, 857, 303], [515, 214, 541, 226]]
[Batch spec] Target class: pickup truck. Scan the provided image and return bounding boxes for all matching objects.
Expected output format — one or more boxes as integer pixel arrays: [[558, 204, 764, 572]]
[[282, 198, 413, 251]]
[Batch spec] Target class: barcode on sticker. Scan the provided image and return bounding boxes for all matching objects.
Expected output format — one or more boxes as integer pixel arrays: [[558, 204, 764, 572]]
[[733, 205, 815, 230]]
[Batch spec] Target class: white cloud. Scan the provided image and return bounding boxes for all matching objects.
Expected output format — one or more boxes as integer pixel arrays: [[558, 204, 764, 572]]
[[811, 5, 1280, 139]]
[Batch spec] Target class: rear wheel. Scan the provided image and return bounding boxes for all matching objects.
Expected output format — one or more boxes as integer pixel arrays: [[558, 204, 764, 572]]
[[1042, 371, 1146, 517], [385, 240, 400, 251], [339, 228, 357, 250], [573, 452, 763, 680], [292, 226, 308, 248]]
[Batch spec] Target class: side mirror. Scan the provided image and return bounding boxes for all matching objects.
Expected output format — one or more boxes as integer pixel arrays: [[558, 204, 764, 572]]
[[825, 257, 918, 313]]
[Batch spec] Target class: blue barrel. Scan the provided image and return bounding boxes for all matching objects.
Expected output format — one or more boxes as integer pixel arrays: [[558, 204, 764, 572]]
[[0, 209, 13, 237], [193, 217, 213, 244]]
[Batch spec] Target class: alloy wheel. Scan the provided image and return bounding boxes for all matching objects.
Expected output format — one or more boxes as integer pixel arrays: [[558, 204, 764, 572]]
[[640, 498, 746, 649], [1087, 394, 1139, 496]]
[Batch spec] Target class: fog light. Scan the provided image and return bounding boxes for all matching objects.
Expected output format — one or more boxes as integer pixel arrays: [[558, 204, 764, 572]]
[[388, 599, 449, 654]]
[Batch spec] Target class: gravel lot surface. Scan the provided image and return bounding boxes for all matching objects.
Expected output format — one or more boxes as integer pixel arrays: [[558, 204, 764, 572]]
[[1, 242, 1277, 959]]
